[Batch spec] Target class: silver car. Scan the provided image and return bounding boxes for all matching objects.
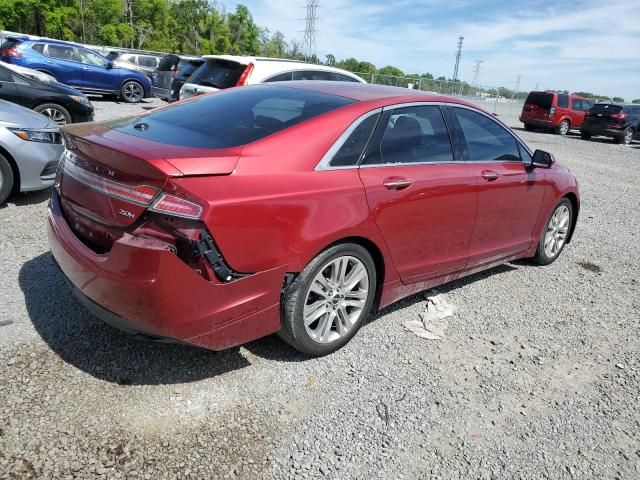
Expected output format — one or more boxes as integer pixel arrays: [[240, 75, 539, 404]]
[[0, 99, 63, 204]]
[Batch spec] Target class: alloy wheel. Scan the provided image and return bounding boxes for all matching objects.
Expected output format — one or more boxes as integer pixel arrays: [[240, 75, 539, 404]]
[[544, 205, 570, 258], [303, 255, 369, 344], [123, 82, 143, 102], [624, 129, 633, 145], [41, 107, 67, 125], [560, 121, 569, 135]]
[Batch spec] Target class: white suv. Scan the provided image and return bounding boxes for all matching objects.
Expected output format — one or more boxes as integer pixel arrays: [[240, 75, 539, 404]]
[[179, 55, 365, 100]]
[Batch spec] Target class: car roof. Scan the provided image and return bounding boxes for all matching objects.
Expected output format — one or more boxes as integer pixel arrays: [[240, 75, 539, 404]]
[[201, 55, 364, 78], [263, 81, 480, 107]]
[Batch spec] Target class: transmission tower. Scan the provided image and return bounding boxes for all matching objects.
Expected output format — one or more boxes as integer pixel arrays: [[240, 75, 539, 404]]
[[471, 60, 483, 88], [302, 0, 320, 60], [508, 74, 523, 115], [452, 36, 464, 82]]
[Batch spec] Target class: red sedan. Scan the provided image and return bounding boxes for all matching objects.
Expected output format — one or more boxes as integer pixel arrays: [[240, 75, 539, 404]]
[[48, 82, 580, 356]]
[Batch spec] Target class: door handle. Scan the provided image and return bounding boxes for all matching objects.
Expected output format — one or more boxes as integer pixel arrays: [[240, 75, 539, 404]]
[[383, 177, 413, 190], [481, 170, 500, 181]]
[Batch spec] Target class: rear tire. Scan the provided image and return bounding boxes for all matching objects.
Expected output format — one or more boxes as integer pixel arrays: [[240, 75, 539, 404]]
[[33, 103, 72, 125], [616, 128, 633, 145], [556, 119, 570, 136], [532, 199, 573, 266], [580, 131, 591, 140], [0, 153, 15, 205], [524, 123, 534, 131], [279, 243, 377, 356]]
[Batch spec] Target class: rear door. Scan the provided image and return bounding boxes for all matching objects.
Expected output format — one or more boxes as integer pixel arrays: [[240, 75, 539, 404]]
[[0, 67, 22, 105], [448, 106, 546, 266], [42, 44, 83, 87], [569, 97, 587, 127], [358, 104, 477, 283]]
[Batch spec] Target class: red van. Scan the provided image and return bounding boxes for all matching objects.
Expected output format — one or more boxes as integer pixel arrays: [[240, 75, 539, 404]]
[[520, 91, 592, 135]]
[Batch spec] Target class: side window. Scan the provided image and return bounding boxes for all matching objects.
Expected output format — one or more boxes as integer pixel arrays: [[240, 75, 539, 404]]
[[263, 72, 293, 82], [46, 44, 79, 62], [582, 100, 593, 111], [518, 143, 533, 165], [293, 70, 333, 81], [77, 48, 108, 67], [331, 73, 359, 83], [557, 94, 569, 108], [31, 43, 44, 54], [452, 107, 521, 162], [0, 68, 12, 82], [138, 56, 157, 68], [571, 99, 582, 111], [363, 105, 453, 165], [329, 113, 379, 167]]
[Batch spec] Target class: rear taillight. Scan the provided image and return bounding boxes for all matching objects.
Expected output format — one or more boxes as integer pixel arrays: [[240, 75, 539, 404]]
[[0, 47, 23, 58], [585, 110, 592, 117], [549, 106, 556, 117], [235, 63, 254, 86], [62, 151, 159, 206], [149, 193, 202, 219], [611, 112, 628, 120]]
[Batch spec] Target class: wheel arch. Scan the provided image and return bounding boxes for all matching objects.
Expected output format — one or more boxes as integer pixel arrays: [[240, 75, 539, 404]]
[[0, 145, 21, 194], [563, 192, 579, 243]]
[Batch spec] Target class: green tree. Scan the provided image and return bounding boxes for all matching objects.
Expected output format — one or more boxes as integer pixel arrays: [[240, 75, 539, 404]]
[[377, 65, 404, 77], [325, 54, 336, 66], [632, 99, 640, 104], [228, 4, 260, 55], [612, 97, 625, 102]]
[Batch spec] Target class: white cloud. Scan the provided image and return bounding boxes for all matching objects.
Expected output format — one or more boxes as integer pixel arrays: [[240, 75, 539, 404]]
[[227, 0, 640, 99]]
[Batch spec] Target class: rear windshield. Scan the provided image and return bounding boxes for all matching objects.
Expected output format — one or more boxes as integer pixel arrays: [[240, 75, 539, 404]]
[[179, 59, 204, 76], [0, 39, 21, 50], [188, 59, 246, 89], [112, 85, 355, 148], [525, 92, 553, 109], [158, 55, 180, 71], [589, 104, 623, 114], [105, 52, 120, 61]]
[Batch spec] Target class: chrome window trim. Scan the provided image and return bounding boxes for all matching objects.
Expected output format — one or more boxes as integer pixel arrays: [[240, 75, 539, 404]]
[[315, 101, 534, 171], [315, 108, 382, 171]]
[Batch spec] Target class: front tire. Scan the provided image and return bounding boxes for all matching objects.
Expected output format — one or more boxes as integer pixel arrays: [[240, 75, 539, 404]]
[[532, 199, 573, 265], [120, 81, 144, 103], [0, 153, 15, 205], [33, 103, 72, 125], [524, 123, 534, 131], [279, 244, 377, 356], [556, 119, 570, 136]]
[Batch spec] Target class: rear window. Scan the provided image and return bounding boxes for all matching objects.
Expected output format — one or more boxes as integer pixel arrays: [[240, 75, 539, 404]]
[[0, 39, 20, 50], [525, 92, 553, 109], [31, 43, 45, 54], [557, 94, 569, 108], [589, 104, 623, 114], [112, 85, 355, 149], [138, 56, 158, 67], [188, 59, 246, 89], [178, 59, 203, 76], [158, 55, 180, 71]]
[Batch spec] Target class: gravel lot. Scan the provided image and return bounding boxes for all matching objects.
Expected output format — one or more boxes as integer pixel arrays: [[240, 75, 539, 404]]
[[1, 96, 639, 479]]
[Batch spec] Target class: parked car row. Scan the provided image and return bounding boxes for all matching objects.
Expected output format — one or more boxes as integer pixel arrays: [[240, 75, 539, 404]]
[[520, 91, 639, 145]]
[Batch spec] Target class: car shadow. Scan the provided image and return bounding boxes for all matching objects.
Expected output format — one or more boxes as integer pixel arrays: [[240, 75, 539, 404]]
[[87, 95, 155, 105], [19, 253, 523, 385], [1, 188, 51, 209], [18, 252, 309, 385]]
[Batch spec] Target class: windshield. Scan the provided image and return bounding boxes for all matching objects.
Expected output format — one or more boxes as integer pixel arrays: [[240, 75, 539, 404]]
[[525, 92, 553, 109], [188, 59, 246, 89], [112, 85, 355, 149]]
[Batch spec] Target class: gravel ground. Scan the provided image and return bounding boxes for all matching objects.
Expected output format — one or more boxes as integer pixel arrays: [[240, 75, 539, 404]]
[[1, 97, 639, 479]]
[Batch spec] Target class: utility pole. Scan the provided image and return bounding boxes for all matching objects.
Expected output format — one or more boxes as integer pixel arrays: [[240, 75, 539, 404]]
[[452, 36, 464, 82], [509, 74, 522, 115], [471, 60, 483, 88], [302, 0, 320, 60], [124, 0, 134, 49]]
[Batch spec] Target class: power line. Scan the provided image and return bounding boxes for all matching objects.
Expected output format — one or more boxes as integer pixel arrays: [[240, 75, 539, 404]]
[[302, 0, 320, 60], [452, 36, 463, 82]]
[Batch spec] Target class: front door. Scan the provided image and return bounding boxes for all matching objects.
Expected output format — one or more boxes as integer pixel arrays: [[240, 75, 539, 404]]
[[41, 44, 83, 88], [358, 104, 477, 283], [0, 67, 22, 105], [447, 106, 547, 268], [77, 47, 117, 92]]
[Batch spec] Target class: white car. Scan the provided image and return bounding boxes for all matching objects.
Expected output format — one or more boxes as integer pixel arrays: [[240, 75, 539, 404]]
[[179, 56, 365, 100]]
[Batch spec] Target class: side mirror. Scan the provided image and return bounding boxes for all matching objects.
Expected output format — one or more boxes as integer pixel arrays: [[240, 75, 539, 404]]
[[106, 61, 114, 70], [532, 149, 554, 168]]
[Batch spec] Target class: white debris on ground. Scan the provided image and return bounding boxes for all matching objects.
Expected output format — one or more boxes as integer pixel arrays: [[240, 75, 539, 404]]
[[403, 290, 458, 340]]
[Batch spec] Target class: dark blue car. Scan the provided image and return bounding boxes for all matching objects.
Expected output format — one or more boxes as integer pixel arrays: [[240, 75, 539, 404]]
[[0, 37, 151, 103]]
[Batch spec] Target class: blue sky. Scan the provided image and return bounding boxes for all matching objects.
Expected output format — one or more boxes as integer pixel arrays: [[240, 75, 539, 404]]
[[225, 0, 640, 100]]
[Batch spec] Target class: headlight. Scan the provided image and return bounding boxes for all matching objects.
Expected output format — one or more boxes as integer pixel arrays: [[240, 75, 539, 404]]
[[8, 128, 62, 144], [69, 95, 91, 106]]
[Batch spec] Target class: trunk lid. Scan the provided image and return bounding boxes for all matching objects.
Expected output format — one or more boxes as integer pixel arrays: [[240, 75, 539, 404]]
[[522, 92, 553, 120], [57, 121, 240, 249], [585, 104, 624, 126]]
